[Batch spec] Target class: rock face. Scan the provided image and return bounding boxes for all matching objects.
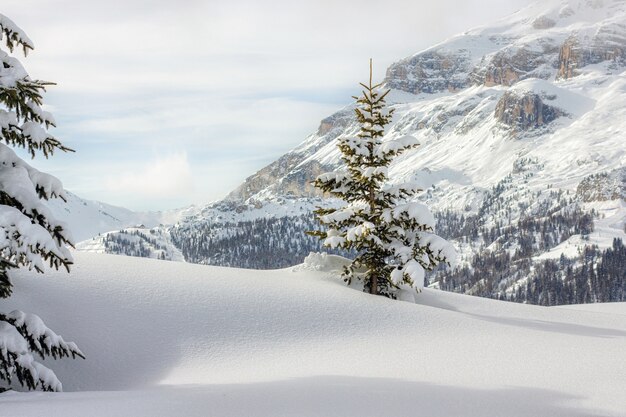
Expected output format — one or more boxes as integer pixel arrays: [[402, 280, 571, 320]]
[[477, 47, 555, 87], [494, 91, 565, 133], [226, 153, 327, 201], [226, 109, 353, 201], [276, 160, 327, 198], [576, 169, 626, 202], [226, 153, 300, 202], [385, 50, 472, 94], [556, 37, 581, 80], [316, 111, 352, 136], [557, 24, 626, 80], [532, 16, 557, 30]]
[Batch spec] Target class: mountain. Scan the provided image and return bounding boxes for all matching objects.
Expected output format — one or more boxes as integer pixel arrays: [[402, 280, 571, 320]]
[[45, 190, 197, 242], [225, 0, 626, 205], [92, 0, 626, 305]]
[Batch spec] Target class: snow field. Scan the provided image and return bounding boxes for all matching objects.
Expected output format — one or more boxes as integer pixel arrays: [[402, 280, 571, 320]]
[[0, 252, 624, 416]]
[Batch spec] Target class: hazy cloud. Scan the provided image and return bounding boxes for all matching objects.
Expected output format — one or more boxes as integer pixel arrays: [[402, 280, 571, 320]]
[[105, 152, 195, 208], [2, 0, 533, 210]]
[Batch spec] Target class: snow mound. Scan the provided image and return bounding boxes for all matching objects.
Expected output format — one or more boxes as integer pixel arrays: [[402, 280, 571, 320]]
[[296, 252, 351, 272], [1, 252, 624, 416]]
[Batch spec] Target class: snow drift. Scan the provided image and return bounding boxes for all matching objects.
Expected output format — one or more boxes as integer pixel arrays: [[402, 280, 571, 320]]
[[0, 252, 624, 417]]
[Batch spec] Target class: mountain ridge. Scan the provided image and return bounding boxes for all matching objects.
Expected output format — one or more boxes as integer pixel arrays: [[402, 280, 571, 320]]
[[75, 0, 626, 305]]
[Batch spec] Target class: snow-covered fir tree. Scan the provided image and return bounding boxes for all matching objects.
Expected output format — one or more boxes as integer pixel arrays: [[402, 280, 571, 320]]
[[310, 60, 455, 298], [0, 14, 83, 392]]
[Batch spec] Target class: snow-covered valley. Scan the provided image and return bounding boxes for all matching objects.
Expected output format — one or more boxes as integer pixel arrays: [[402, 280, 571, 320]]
[[0, 252, 625, 417]]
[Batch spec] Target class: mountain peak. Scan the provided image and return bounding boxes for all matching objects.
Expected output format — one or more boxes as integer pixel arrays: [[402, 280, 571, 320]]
[[385, 0, 626, 95]]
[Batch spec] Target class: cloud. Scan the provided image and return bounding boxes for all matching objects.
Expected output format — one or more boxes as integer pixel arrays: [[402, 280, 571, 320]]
[[1, 0, 534, 210], [105, 152, 195, 208]]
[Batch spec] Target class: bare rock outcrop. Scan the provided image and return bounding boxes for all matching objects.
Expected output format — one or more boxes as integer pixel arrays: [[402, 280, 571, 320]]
[[557, 26, 626, 80], [473, 46, 556, 87], [556, 37, 581, 80], [532, 16, 557, 30], [385, 50, 472, 94], [226, 108, 353, 202], [576, 169, 626, 202], [495, 91, 565, 134]]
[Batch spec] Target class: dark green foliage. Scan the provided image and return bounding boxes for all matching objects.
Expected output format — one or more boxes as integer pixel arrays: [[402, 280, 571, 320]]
[[432, 201, 625, 305], [0, 18, 74, 298], [171, 214, 350, 269], [0, 14, 81, 392], [309, 60, 451, 297]]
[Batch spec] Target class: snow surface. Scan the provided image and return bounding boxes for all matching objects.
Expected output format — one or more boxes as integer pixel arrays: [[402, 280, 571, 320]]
[[0, 252, 624, 416], [43, 190, 198, 242]]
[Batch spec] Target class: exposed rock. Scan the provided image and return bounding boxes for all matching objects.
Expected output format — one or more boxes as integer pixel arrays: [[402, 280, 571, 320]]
[[532, 16, 556, 30], [277, 161, 327, 198], [227, 109, 353, 202], [225, 152, 331, 201], [556, 37, 581, 80], [317, 112, 351, 136], [494, 91, 565, 134], [385, 50, 471, 94], [557, 28, 626, 80], [576, 169, 626, 202], [476, 47, 553, 87], [226, 152, 304, 202]]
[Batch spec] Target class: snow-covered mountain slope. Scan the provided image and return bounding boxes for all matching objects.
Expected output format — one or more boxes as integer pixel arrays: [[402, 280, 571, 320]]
[[76, 227, 185, 262], [1, 253, 625, 416], [44, 191, 197, 242], [162, 0, 626, 304], [226, 0, 626, 209]]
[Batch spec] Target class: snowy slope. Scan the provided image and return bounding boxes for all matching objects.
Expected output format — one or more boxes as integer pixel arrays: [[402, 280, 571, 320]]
[[44, 190, 197, 242], [76, 226, 185, 262], [224, 0, 626, 210], [0, 253, 624, 416]]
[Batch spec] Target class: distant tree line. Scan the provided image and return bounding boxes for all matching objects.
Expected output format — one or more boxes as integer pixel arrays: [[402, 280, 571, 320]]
[[170, 214, 349, 269], [103, 230, 168, 260], [513, 240, 625, 305], [433, 205, 624, 305]]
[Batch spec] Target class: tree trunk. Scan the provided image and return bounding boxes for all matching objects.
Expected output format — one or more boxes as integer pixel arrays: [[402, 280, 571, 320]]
[[370, 274, 378, 295]]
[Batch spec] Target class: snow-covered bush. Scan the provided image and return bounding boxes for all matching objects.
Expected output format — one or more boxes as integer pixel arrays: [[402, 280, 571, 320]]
[[310, 60, 455, 298], [0, 14, 83, 392]]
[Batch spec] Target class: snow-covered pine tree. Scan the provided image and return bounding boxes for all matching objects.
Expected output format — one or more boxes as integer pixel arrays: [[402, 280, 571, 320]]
[[0, 14, 83, 392], [310, 60, 455, 299]]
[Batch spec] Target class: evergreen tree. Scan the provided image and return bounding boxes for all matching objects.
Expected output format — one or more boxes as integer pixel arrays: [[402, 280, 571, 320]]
[[0, 14, 83, 392], [310, 60, 454, 298]]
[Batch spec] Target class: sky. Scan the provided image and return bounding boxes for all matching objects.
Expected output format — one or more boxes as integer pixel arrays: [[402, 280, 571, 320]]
[[3, 0, 532, 211]]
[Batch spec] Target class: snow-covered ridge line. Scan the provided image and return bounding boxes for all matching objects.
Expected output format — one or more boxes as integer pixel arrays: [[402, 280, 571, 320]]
[[44, 190, 198, 242]]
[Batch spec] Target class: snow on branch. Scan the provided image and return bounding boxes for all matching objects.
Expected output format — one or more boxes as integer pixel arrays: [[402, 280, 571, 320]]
[[382, 182, 422, 198], [0, 312, 82, 392], [376, 135, 420, 157], [418, 231, 458, 266], [0, 14, 34, 55], [0, 12, 80, 393], [4, 311, 84, 360], [384, 202, 436, 230]]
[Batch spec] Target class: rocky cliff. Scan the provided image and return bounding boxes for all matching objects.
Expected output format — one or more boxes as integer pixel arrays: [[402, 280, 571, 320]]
[[494, 90, 565, 133]]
